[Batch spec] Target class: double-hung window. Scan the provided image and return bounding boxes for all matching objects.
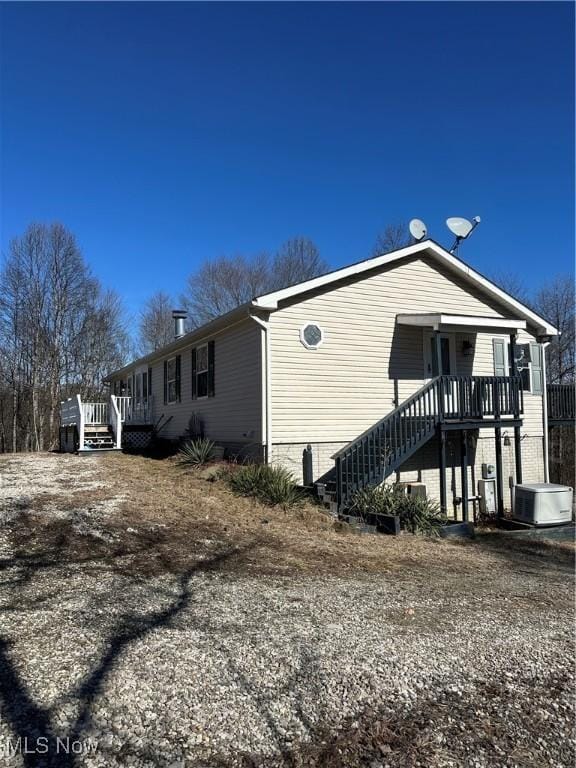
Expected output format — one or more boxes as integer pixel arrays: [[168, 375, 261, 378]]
[[192, 340, 215, 399], [196, 344, 209, 398], [164, 356, 181, 404]]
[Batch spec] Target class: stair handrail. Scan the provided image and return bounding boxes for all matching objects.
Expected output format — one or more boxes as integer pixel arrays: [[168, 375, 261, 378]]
[[334, 375, 523, 511], [333, 377, 441, 460], [76, 394, 85, 451], [109, 395, 122, 449], [334, 377, 442, 510]]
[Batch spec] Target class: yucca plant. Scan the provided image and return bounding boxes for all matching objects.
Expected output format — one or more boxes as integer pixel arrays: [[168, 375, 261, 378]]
[[227, 463, 303, 508], [348, 483, 405, 520], [349, 483, 446, 535], [178, 438, 216, 467], [395, 493, 446, 536]]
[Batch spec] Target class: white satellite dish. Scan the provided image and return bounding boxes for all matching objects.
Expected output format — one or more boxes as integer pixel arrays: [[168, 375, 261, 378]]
[[446, 217, 474, 238], [409, 218, 427, 241]]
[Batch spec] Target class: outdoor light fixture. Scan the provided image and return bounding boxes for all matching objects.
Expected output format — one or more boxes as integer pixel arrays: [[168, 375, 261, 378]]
[[503, 433, 511, 447], [462, 340, 474, 357]]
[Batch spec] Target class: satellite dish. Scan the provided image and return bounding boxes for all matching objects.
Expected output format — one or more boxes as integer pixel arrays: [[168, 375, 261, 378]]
[[446, 217, 474, 239], [409, 218, 427, 241]]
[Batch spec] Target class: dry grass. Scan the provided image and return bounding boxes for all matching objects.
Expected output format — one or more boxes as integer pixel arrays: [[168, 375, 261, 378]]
[[95, 452, 574, 581]]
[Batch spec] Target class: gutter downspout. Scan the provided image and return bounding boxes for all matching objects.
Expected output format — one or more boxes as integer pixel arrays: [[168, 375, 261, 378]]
[[250, 314, 272, 464], [541, 341, 550, 483]]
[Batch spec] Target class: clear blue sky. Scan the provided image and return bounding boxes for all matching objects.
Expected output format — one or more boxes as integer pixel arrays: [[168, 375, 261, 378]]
[[1, 2, 574, 316]]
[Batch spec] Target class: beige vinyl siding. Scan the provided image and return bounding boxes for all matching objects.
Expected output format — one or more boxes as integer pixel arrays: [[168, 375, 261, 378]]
[[269, 254, 544, 444], [126, 319, 262, 444]]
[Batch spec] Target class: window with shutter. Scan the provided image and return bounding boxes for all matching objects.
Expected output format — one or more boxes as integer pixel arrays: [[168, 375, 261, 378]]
[[195, 344, 209, 398], [166, 357, 178, 403], [191, 342, 215, 399]]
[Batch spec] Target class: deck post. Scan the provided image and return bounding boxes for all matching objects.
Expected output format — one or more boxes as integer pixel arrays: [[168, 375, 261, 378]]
[[434, 329, 442, 377], [495, 426, 504, 517], [460, 430, 469, 522], [509, 333, 523, 484], [439, 428, 447, 516]]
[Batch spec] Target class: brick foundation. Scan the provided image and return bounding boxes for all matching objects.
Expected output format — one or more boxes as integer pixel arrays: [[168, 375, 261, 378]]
[[272, 431, 545, 515]]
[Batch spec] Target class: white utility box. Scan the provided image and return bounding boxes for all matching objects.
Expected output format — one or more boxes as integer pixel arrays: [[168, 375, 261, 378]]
[[514, 484, 573, 526], [478, 479, 497, 515]]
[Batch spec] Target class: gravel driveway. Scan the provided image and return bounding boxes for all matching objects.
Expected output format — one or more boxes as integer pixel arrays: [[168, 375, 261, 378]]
[[0, 453, 574, 768]]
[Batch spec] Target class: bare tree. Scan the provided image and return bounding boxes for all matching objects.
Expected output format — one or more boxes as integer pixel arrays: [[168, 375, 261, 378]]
[[138, 291, 176, 354], [270, 237, 327, 290], [490, 271, 530, 305], [534, 274, 575, 384], [0, 223, 130, 452], [372, 223, 413, 255], [181, 238, 326, 327]]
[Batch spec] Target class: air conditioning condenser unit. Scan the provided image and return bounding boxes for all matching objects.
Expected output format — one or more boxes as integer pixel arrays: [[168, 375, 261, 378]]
[[514, 484, 573, 526]]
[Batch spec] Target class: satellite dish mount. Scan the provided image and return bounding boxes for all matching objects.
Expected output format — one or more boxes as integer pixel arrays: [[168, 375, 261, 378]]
[[409, 218, 428, 241], [446, 216, 481, 255]]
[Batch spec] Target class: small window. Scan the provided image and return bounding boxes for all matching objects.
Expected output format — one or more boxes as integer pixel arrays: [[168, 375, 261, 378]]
[[196, 344, 209, 398], [300, 323, 324, 350], [493, 339, 543, 394], [166, 357, 178, 403]]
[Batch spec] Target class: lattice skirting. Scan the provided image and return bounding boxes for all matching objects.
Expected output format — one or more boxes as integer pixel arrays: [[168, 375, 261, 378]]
[[122, 428, 153, 449]]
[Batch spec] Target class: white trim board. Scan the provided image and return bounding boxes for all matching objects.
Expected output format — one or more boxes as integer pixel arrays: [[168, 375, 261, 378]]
[[396, 313, 527, 331], [251, 240, 557, 337]]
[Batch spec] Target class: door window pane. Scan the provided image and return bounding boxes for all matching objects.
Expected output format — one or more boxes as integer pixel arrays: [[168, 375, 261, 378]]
[[440, 338, 451, 375]]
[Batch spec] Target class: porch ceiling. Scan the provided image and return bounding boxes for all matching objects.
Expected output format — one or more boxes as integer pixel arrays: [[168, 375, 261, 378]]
[[396, 313, 527, 332]]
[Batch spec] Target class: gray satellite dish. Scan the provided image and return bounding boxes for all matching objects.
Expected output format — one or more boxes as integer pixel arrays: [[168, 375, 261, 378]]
[[446, 215, 481, 254], [409, 218, 427, 241], [446, 217, 474, 238]]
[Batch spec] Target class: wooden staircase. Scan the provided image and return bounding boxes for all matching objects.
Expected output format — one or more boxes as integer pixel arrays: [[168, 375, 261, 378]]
[[82, 425, 116, 451], [319, 375, 523, 515]]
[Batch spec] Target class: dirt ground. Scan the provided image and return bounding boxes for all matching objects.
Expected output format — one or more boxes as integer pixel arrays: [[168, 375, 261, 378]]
[[0, 451, 574, 768]]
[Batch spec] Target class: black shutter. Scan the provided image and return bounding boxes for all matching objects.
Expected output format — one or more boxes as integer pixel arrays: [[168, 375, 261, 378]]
[[191, 348, 197, 399], [208, 340, 215, 397], [176, 355, 181, 402], [163, 361, 167, 404], [148, 366, 152, 396]]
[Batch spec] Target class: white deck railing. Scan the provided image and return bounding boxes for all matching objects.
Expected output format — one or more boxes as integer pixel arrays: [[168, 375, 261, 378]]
[[60, 393, 153, 451], [82, 402, 109, 425], [115, 396, 154, 425], [109, 395, 122, 449]]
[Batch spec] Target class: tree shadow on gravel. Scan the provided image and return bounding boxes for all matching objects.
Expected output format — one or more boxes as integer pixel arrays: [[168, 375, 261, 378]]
[[225, 669, 575, 768], [0, 514, 261, 767]]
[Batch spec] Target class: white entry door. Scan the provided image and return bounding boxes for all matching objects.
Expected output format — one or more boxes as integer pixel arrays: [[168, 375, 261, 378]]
[[424, 332, 457, 414]]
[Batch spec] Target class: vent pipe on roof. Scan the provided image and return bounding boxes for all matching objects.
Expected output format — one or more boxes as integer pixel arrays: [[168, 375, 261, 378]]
[[172, 309, 187, 340]]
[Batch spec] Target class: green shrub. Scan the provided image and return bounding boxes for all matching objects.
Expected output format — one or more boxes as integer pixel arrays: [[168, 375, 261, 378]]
[[349, 483, 445, 536], [178, 438, 216, 467], [395, 493, 446, 536], [227, 463, 303, 508], [348, 483, 405, 519]]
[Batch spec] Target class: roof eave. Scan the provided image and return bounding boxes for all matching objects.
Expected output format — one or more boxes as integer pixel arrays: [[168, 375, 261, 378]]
[[251, 239, 559, 337], [105, 303, 252, 380]]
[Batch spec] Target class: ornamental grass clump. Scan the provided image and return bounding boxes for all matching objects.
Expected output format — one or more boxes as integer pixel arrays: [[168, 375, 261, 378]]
[[227, 463, 303, 508], [178, 438, 216, 467], [349, 483, 446, 536]]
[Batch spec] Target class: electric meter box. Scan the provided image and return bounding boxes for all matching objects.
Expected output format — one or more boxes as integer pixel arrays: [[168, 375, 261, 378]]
[[478, 479, 497, 515], [481, 463, 496, 480]]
